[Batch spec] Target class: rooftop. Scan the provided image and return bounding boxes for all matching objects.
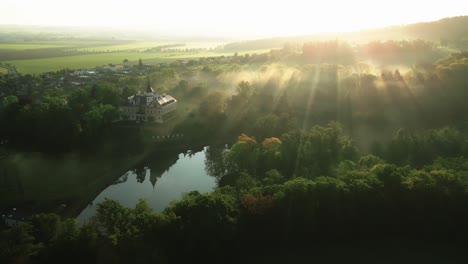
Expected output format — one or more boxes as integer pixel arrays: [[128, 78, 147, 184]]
[[126, 92, 176, 108]]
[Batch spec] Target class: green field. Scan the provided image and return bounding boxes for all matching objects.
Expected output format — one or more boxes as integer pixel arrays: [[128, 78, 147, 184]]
[[74, 41, 173, 52], [2, 39, 270, 74], [0, 43, 69, 50], [6, 52, 168, 73], [165, 42, 224, 50], [5, 52, 202, 74], [6, 49, 270, 74], [76, 41, 225, 52]]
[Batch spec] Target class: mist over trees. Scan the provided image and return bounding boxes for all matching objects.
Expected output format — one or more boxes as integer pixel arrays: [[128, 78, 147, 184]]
[[2, 16, 468, 264], [221, 16, 468, 51]]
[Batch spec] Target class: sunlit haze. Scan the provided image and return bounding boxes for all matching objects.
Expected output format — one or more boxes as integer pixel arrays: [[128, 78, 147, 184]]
[[2, 0, 468, 38]]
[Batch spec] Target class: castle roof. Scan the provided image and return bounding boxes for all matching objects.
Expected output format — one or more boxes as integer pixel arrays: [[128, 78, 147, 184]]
[[126, 93, 177, 108]]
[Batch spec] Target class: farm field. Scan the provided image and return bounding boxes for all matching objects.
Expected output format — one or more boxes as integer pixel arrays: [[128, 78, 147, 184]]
[[5, 51, 209, 74], [164, 42, 224, 50], [0, 43, 69, 50], [2, 39, 270, 74], [5, 52, 173, 74], [73, 41, 173, 52]]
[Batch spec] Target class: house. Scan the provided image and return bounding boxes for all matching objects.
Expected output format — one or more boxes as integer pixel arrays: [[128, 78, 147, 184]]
[[121, 83, 177, 123]]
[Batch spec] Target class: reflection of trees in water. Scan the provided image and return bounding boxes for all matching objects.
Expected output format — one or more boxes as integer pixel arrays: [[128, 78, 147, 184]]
[[184, 150, 195, 158], [112, 172, 129, 185], [138, 148, 184, 188], [204, 145, 228, 181], [122, 145, 214, 189], [183, 145, 205, 158], [133, 165, 148, 183]]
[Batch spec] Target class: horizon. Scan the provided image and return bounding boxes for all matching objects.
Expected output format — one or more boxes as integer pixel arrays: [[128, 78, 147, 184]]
[[2, 0, 468, 39]]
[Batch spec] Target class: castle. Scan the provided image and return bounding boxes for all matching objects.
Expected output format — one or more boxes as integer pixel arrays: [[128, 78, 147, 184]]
[[121, 84, 177, 123]]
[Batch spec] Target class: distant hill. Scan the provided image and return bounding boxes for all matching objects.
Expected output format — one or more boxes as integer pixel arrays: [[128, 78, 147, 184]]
[[222, 16, 468, 51]]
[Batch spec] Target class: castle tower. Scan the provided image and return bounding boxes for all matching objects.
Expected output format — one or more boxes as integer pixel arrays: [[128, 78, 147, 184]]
[[146, 79, 154, 94]]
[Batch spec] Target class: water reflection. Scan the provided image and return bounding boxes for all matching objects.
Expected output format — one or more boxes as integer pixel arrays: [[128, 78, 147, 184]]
[[112, 172, 129, 185], [204, 144, 228, 181], [0, 144, 228, 221], [135, 166, 147, 183], [77, 146, 217, 222]]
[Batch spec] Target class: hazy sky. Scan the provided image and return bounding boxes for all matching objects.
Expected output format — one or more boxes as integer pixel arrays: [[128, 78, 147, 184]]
[[2, 0, 468, 38]]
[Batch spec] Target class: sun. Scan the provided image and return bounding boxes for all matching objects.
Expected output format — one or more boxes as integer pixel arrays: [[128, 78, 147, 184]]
[[2, 0, 468, 38]]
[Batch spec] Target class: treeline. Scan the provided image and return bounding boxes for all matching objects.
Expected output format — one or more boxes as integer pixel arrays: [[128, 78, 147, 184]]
[[301, 41, 355, 64], [1, 124, 467, 263], [223, 37, 286, 51], [221, 16, 468, 52], [209, 124, 468, 181], [290, 39, 442, 65], [359, 39, 442, 64], [402, 16, 468, 49], [0, 83, 130, 152], [0, 48, 104, 61], [222, 39, 445, 65], [142, 43, 185, 53]]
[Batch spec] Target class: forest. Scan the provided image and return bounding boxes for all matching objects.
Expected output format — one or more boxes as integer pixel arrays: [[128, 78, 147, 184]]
[[1, 18, 468, 263], [1, 124, 467, 263]]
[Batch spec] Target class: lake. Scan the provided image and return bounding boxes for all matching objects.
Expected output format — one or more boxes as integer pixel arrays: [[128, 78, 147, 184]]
[[0, 145, 224, 221], [77, 147, 216, 222]]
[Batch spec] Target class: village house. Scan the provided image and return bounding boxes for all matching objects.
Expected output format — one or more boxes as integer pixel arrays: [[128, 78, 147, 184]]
[[121, 83, 177, 123]]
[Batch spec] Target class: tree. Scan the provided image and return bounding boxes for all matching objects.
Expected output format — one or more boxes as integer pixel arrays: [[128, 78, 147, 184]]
[[90, 83, 121, 107], [282, 122, 358, 178], [174, 80, 189, 94], [236, 81, 253, 99], [199, 91, 227, 118], [263, 169, 284, 185], [1, 95, 18, 108], [204, 145, 227, 180], [371, 164, 402, 192], [0, 223, 40, 263], [31, 213, 62, 244], [121, 86, 137, 104], [224, 134, 260, 176], [166, 191, 238, 253], [240, 194, 274, 215], [82, 104, 119, 139], [234, 172, 257, 192], [260, 137, 282, 174], [95, 198, 133, 244], [358, 155, 384, 170], [68, 88, 92, 117], [254, 114, 279, 138]]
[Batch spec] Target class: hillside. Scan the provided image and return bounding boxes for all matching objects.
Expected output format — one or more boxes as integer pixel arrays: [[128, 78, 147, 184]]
[[222, 16, 468, 51]]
